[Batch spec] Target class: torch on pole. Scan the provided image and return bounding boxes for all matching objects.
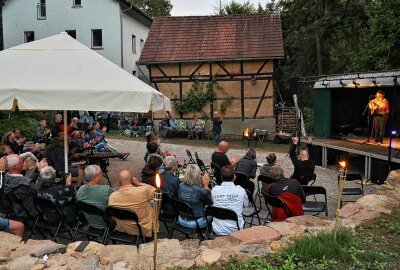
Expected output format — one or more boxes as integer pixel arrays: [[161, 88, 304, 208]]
[[153, 173, 162, 270], [334, 161, 347, 242]]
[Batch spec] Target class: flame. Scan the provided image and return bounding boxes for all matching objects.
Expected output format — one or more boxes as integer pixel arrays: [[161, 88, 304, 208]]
[[155, 173, 161, 189], [244, 128, 249, 138], [339, 161, 346, 168]]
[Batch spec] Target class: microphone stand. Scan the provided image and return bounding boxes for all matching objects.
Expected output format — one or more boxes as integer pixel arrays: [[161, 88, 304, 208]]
[[360, 95, 374, 145]]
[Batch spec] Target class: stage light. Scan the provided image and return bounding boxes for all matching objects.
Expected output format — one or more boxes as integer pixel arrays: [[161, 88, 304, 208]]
[[339, 80, 346, 87], [321, 81, 328, 87], [391, 130, 398, 137], [370, 78, 381, 87]]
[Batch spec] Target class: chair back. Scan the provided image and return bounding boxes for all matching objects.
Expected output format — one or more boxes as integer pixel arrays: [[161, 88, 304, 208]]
[[34, 196, 63, 222], [186, 149, 196, 164], [196, 158, 207, 173], [106, 206, 143, 239], [195, 152, 199, 161], [301, 185, 326, 196], [161, 193, 179, 217], [76, 201, 107, 226], [263, 194, 288, 210], [210, 162, 222, 184], [173, 198, 196, 220], [235, 172, 248, 182], [258, 174, 275, 185], [7, 192, 37, 218], [337, 173, 364, 191], [205, 206, 239, 231], [299, 173, 316, 185]]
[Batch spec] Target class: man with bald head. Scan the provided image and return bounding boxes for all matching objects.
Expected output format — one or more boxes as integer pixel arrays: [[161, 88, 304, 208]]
[[108, 170, 156, 240], [211, 141, 238, 185], [289, 137, 315, 184]]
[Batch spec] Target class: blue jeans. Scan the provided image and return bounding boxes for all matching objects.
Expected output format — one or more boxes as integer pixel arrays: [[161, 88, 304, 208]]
[[213, 132, 221, 145], [0, 218, 10, 231], [178, 215, 211, 229]]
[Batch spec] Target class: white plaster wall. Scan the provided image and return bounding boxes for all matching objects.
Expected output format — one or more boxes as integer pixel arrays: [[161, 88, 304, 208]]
[[3, 0, 122, 66], [121, 12, 149, 76]]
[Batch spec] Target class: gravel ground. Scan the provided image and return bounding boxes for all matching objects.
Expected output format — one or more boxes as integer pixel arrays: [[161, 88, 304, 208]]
[[106, 138, 377, 220]]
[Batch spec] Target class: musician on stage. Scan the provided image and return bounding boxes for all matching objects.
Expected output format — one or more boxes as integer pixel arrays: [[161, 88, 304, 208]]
[[368, 90, 389, 144]]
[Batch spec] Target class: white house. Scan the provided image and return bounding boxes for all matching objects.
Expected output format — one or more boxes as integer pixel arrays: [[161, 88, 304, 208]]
[[1, 0, 152, 78]]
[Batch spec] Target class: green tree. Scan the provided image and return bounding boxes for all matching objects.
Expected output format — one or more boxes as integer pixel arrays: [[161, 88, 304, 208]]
[[221, 0, 256, 15], [127, 0, 172, 17]]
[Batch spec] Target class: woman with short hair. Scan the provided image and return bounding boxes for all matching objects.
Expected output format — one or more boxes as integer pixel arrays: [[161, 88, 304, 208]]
[[178, 164, 212, 229]]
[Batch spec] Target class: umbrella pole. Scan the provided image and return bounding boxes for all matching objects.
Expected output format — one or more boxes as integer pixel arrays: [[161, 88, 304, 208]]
[[63, 110, 69, 176]]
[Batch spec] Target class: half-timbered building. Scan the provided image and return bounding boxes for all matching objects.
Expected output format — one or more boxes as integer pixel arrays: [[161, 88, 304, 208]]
[[139, 13, 284, 134]]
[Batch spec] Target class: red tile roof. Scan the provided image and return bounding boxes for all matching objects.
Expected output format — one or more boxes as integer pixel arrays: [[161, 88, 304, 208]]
[[139, 13, 284, 64]]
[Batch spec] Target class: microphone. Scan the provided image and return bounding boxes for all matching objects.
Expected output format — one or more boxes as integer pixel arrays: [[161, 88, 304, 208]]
[[369, 95, 375, 99]]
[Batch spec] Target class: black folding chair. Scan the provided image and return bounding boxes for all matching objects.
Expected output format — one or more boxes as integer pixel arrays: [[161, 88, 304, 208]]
[[338, 173, 364, 207], [210, 162, 222, 185], [243, 190, 261, 227], [196, 158, 211, 173], [169, 198, 205, 240], [256, 175, 275, 209], [186, 149, 197, 164], [299, 173, 317, 186], [205, 206, 240, 239], [32, 197, 74, 242], [105, 207, 144, 246], [262, 193, 289, 224], [302, 185, 328, 216], [72, 201, 109, 244], [6, 193, 38, 235], [159, 193, 178, 236]]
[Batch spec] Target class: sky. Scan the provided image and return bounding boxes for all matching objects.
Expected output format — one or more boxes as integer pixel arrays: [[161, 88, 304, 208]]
[[170, 0, 270, 16]]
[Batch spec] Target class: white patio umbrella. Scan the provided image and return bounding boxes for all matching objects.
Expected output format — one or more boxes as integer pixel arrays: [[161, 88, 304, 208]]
[[0, 32, 171, 174]]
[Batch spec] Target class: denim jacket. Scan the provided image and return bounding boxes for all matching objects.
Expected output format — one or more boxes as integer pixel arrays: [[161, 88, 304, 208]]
[[178, 182, 212, 218]]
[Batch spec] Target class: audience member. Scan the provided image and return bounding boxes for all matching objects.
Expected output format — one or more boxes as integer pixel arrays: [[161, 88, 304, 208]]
[[178, 164, 212, 229], [3, 154, 38, 217], [0, 218, 24, 237], [50, 113, 62, 138], [211, 165, 249, 235], [169, 114, 180, 131], [76, 165, 114, 230], [108, 170, 156, 240], [37, 166, 76, 225], [35, 120, 51, 144], [211, 141, 238, 184], [235, 148, 257, 179], [260, 153, 277, 176], [190, 115, 203, 140], [160, 156, 180, 197], [265, 166, 305, 222], [4, 131, 21, 154], [290, 137, 315, 183], [141, 155, 163, 186], [212, 111, 223, 145]]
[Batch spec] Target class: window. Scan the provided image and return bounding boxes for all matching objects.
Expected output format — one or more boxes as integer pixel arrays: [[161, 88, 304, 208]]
[[66, 30, 76, 39], [24, 31, 35, 43], [37, 0, 46, 20], [132, 35, 136, 54], [91, 29, 102, 48], [140, 39, 144, 53], [73, 0, 82, 7]]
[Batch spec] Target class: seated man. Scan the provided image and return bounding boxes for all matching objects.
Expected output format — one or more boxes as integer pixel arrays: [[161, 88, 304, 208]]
[[160, 156, 180, 197], [265, 166, 305, 222], [3, 154, 38, 217], [211, 141, 239, 185], [0, 218, 24, 237], [108, 170, 156, 240], [84, 126, 107, 152], [211, 165, 249, 235], [289, 137, 315, 184], [141, 155, 163, 186], [35, 120, 51, 144], [76, 165, 114, 230], [69, 131, 90, 156]]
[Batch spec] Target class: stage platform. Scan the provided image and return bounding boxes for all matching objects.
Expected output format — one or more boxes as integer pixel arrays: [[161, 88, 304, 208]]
[[312, 137, 400, 181]]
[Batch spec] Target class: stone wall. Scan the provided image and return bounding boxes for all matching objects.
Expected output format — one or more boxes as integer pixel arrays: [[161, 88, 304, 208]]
[[1, 170, 399, 270]]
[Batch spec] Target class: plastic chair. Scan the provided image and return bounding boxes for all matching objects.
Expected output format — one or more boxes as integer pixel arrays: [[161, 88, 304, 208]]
[[105, 207, 144, 246], [302, 185, 328, 216], [169, 198, 205, 240], [205, 206, 240, 238], [32, 197, 74, 242], [338, 173, 364, 207], [186, 149, 197, 164], [299, 173, 317, 186], [262, 193, 289, 224], [72, 201, 109, 244]]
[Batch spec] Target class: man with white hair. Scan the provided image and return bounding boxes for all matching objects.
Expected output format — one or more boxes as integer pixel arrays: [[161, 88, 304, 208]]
[[160, 156, 180, 197], [289, 137, 315, 183], [76, 165, 114, 229], [3, 154, 38, 217]]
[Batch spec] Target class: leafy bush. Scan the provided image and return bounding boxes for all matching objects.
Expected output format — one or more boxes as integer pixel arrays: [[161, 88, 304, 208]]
[[302, 107, 314, 134], [0, 111, 43, 141]]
